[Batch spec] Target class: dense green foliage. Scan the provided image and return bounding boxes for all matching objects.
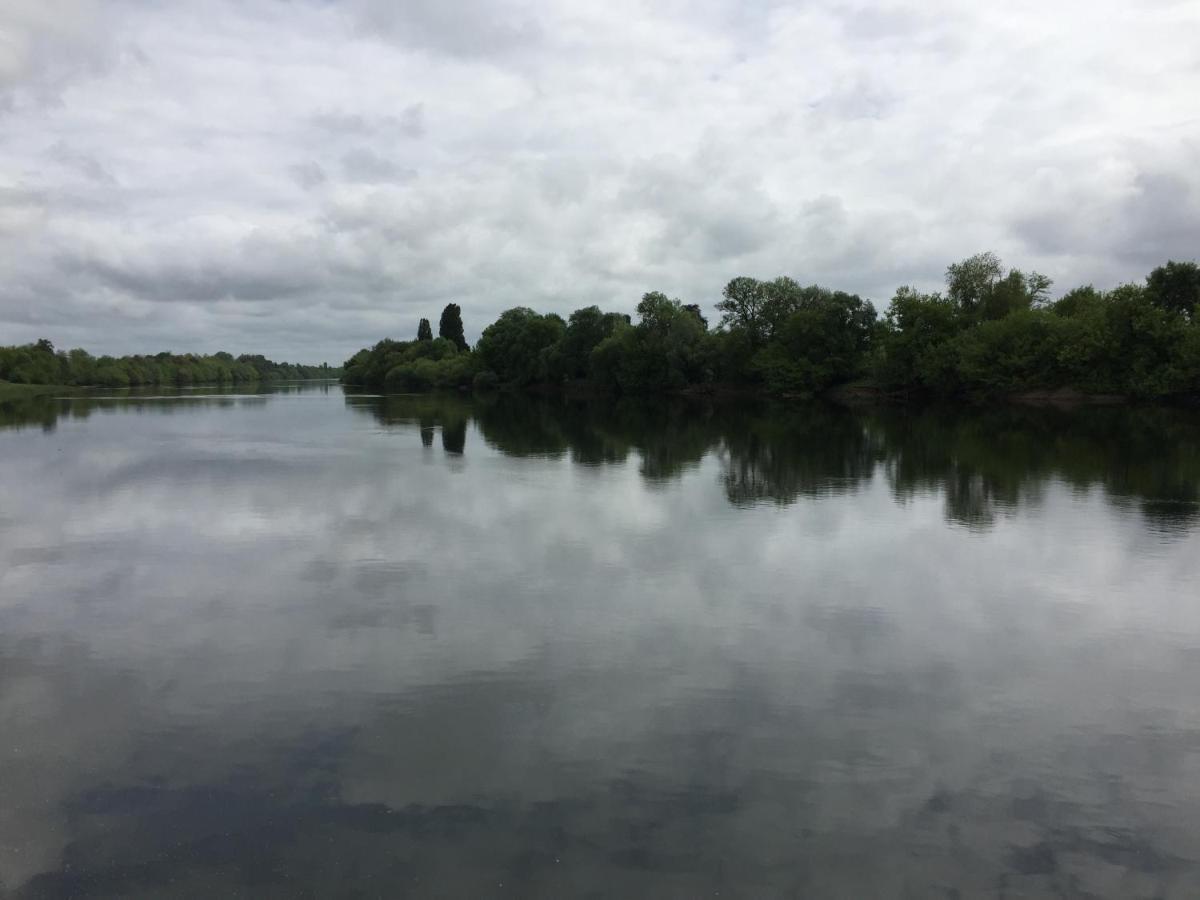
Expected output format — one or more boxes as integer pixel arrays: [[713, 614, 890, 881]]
[[1146, 260, 1200, 319], [346, 255, 1200, 401], [475, 307, 566, 386], [0, 340, 339, 388], [341, 336, 479, 391], [871, 258, 1200, 399], [438, 303, 468, 352]]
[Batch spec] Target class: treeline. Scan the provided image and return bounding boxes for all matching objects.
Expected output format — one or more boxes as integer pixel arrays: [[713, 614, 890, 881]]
[[342, 302, 475, 391], [873, 256, 1200, 400], [0, 340, 341, 388], [343, 255, 1200, 401]]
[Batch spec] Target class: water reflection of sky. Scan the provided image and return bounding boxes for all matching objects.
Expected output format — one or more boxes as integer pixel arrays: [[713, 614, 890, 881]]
[[1, 388, 1199, 896]]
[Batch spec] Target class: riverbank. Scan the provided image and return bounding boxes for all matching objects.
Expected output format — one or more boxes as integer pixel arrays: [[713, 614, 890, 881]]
[[445, 378, 1200, 411], [0, 379, 343, 404], [823, 381, 1200, 409], [825, 382, 1133, 407], [0, 382, 79, 403]]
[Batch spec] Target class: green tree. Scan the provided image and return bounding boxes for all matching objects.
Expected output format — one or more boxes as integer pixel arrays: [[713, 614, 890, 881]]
[[759, 277, 812, 340], [716, 276, 768, 344], [475, 308, 566, 386], [1027, 272, 1054, 306], [753, 290, 876, 394], [682, 304, 708, 329], [1146, 260, 1200, 319], [946, 252, 1051, 321], [66, 348, 95, 385], [417, 318, 433, 341], [1059, 283, 1187, 397], [946, 252, 1003, 316], [1052, 285, 1102, 318], [552, 306, 627, 381], [874, 287, 962, 391], [951, 310, 1072, 396], [439, 303, 468, 351], [592, 292, 711, 393]]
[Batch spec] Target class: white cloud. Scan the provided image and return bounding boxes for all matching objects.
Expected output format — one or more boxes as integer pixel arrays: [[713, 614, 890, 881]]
[[0, 0, 1197, 361]]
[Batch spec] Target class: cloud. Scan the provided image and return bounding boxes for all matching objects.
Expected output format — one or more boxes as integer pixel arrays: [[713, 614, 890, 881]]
[[47, 140, 118, 184], [1014, 140, 1200, 285], [344, 0, 543, 58], [0, 0, 1197, 361], [312, 103, 425, 139], [289, 161, 327, 190], [340, 147, 418, 184], [0, 0, 112, 104]]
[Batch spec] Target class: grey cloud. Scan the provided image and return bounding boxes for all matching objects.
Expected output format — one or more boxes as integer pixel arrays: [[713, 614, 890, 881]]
[[0, 185, 47, 234], [312, 103, 424, 139], [621, 157, 781, 264], [47, 141, 118, 184], [833, 3, 959, 47], [289, 161, 327, 189], [1117, 170, 1200, 265], [698, 217, 774, 259], [58, 231, 328, 303], [340, 148, 418, 184], [344, 0, 542, 58], [397, 102, 426, 138], [1014, 156, 1200, 280], [812, 77, 898, 121], [0, 0, 115, 107], [0, 0, 1197, 361]]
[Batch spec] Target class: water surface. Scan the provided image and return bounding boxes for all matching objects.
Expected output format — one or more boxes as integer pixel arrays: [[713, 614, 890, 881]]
[[2, 385, 1199, 897]]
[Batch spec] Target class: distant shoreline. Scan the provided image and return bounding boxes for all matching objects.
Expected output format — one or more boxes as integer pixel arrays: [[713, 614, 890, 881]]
[[0, 383, 74, 402], [348, 379, 1200, 411], [0, 378, 340, 403]]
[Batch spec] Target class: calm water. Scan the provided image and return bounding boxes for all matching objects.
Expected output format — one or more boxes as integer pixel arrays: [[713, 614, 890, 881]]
[[2, 384, 1200, 898]]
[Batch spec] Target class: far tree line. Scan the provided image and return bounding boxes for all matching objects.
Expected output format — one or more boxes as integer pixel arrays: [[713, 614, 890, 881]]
[[0, 342, 341, 388], [342, 255, 1200, 401]]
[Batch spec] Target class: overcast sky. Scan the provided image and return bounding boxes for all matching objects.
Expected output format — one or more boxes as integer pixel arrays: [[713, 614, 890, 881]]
[[1, 0, 1198, 363]]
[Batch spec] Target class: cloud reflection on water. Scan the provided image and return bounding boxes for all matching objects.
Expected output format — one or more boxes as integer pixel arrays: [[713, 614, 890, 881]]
[[1, 387, 1199, 896]]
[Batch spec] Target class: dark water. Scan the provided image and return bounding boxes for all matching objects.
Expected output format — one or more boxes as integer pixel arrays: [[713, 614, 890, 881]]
[[2, 384, 1200, 898]]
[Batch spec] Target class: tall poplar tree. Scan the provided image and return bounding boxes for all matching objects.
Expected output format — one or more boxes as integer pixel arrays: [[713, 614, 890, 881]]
[[439, 303, 468, 351]]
